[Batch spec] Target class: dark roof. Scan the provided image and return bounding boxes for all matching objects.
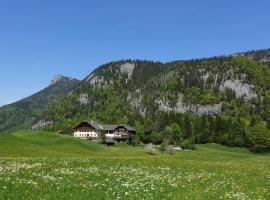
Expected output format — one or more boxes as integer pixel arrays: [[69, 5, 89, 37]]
[[74, 120, 136, 132], [102, 124, 136, 131], [87, 120, 103, 130], [74, 120, 103, 130], [102, 125, 117, 131], [119, 124, 136, 132]]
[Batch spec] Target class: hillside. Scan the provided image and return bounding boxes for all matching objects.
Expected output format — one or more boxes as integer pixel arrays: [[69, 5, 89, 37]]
[[0, 131, 145, 158], [0, 131, 269, 199], [0, 75, 79, 132], [40, 50, 270, 151], [1, 49, 270, 151], [42, 50, 270, 125]]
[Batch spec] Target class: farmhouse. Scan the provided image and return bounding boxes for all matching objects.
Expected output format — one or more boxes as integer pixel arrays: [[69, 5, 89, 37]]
[[73, 120, 136, 141]]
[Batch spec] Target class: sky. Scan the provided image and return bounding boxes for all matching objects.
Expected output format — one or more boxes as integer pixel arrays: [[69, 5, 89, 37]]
[[0, 0, 270, 106]]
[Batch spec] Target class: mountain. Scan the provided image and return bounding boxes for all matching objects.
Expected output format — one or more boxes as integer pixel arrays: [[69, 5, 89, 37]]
[[1, 49, 270, 151], [43, 52, 270, 124], [0, 75, 79, 132]]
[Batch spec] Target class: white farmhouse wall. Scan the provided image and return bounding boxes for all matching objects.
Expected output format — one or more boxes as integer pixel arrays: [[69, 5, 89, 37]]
[[74, 131, 99, 139]]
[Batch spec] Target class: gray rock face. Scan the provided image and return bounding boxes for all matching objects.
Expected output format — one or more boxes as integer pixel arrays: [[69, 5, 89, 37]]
[[86, 74, 95, 82], [161, 71, 175, 82], [199, 68, 257, 101], [190, 103, 223, 115], [50, 75, 65, 85], [127, 89, 146, 116], [87, 74, 106, 86], [78, 93, 89, 105], [32, 120, 52, 130], [86, 62, 135, 86], [260, 57, 270, 63], [219, 79, 257, 100], [201, 72, 210, 84], [156, 94, 223, 115], [120, 63, 135, 78], [129, 91, 223, 116], [50, 75, 77, 85]]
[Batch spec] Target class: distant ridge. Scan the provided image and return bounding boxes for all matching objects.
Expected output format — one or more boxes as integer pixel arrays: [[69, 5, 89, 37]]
[[0, 75, 79, 132], [1, 48, 270, 133]]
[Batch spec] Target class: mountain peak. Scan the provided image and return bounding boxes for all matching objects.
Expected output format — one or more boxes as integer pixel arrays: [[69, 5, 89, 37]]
[[50, 74, 78, 85]]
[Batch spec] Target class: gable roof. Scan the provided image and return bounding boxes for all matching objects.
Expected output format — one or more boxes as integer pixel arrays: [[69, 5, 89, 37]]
[[74, 120, 136, 132], [88, 120, 103, 130], [121, 124, 136, 132], [74, 120, 103, 130], [102, 124, 136, 131]]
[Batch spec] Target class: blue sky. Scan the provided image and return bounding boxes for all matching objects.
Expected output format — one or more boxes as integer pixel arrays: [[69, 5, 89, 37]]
[[0, 0, 270, 106]]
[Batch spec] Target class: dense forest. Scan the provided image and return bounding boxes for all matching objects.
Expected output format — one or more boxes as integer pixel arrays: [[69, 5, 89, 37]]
[[1, 49, 270, 152]]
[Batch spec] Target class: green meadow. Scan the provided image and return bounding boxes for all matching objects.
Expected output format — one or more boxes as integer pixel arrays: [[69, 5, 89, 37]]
[[0, 131, 269, 200]]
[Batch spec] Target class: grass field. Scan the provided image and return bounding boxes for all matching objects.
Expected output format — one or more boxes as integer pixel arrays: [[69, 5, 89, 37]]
[[0, 131, 270, 199]]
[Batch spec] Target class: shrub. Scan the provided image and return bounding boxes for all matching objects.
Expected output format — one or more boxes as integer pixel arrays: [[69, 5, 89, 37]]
[[181, 139, 196, 150], [149, 132, 163, 144], [145, 143, 157, 155], [233, 135, 245, 147], [130, 135, 140, 146], [220, 134, 230, 146], [141, 132, 162, 144], [246, 123, 270, 152], [159, 143, 166, 153]]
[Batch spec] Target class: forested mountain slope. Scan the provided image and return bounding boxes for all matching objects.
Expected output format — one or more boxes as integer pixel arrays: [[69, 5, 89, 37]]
[[43, 53, 270, 124], [1, 49, 270, 151], [0, 75, 79, 132]]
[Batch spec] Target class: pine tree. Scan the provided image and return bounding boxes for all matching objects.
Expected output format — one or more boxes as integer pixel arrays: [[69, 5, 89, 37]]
[[183, 116, 192, 139]]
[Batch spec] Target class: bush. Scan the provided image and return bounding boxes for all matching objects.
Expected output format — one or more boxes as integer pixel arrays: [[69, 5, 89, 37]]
[[145, 143, 157, 155], [165, 145, 176, 155], [181, 139, 196, 150], [149, 132, 163, 144], [233, 135, 245, 147], [246, 123, 270, 152], [159, 143, 166, 153], [130, 135, 140, 146], [141, 132, 162, 144]]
